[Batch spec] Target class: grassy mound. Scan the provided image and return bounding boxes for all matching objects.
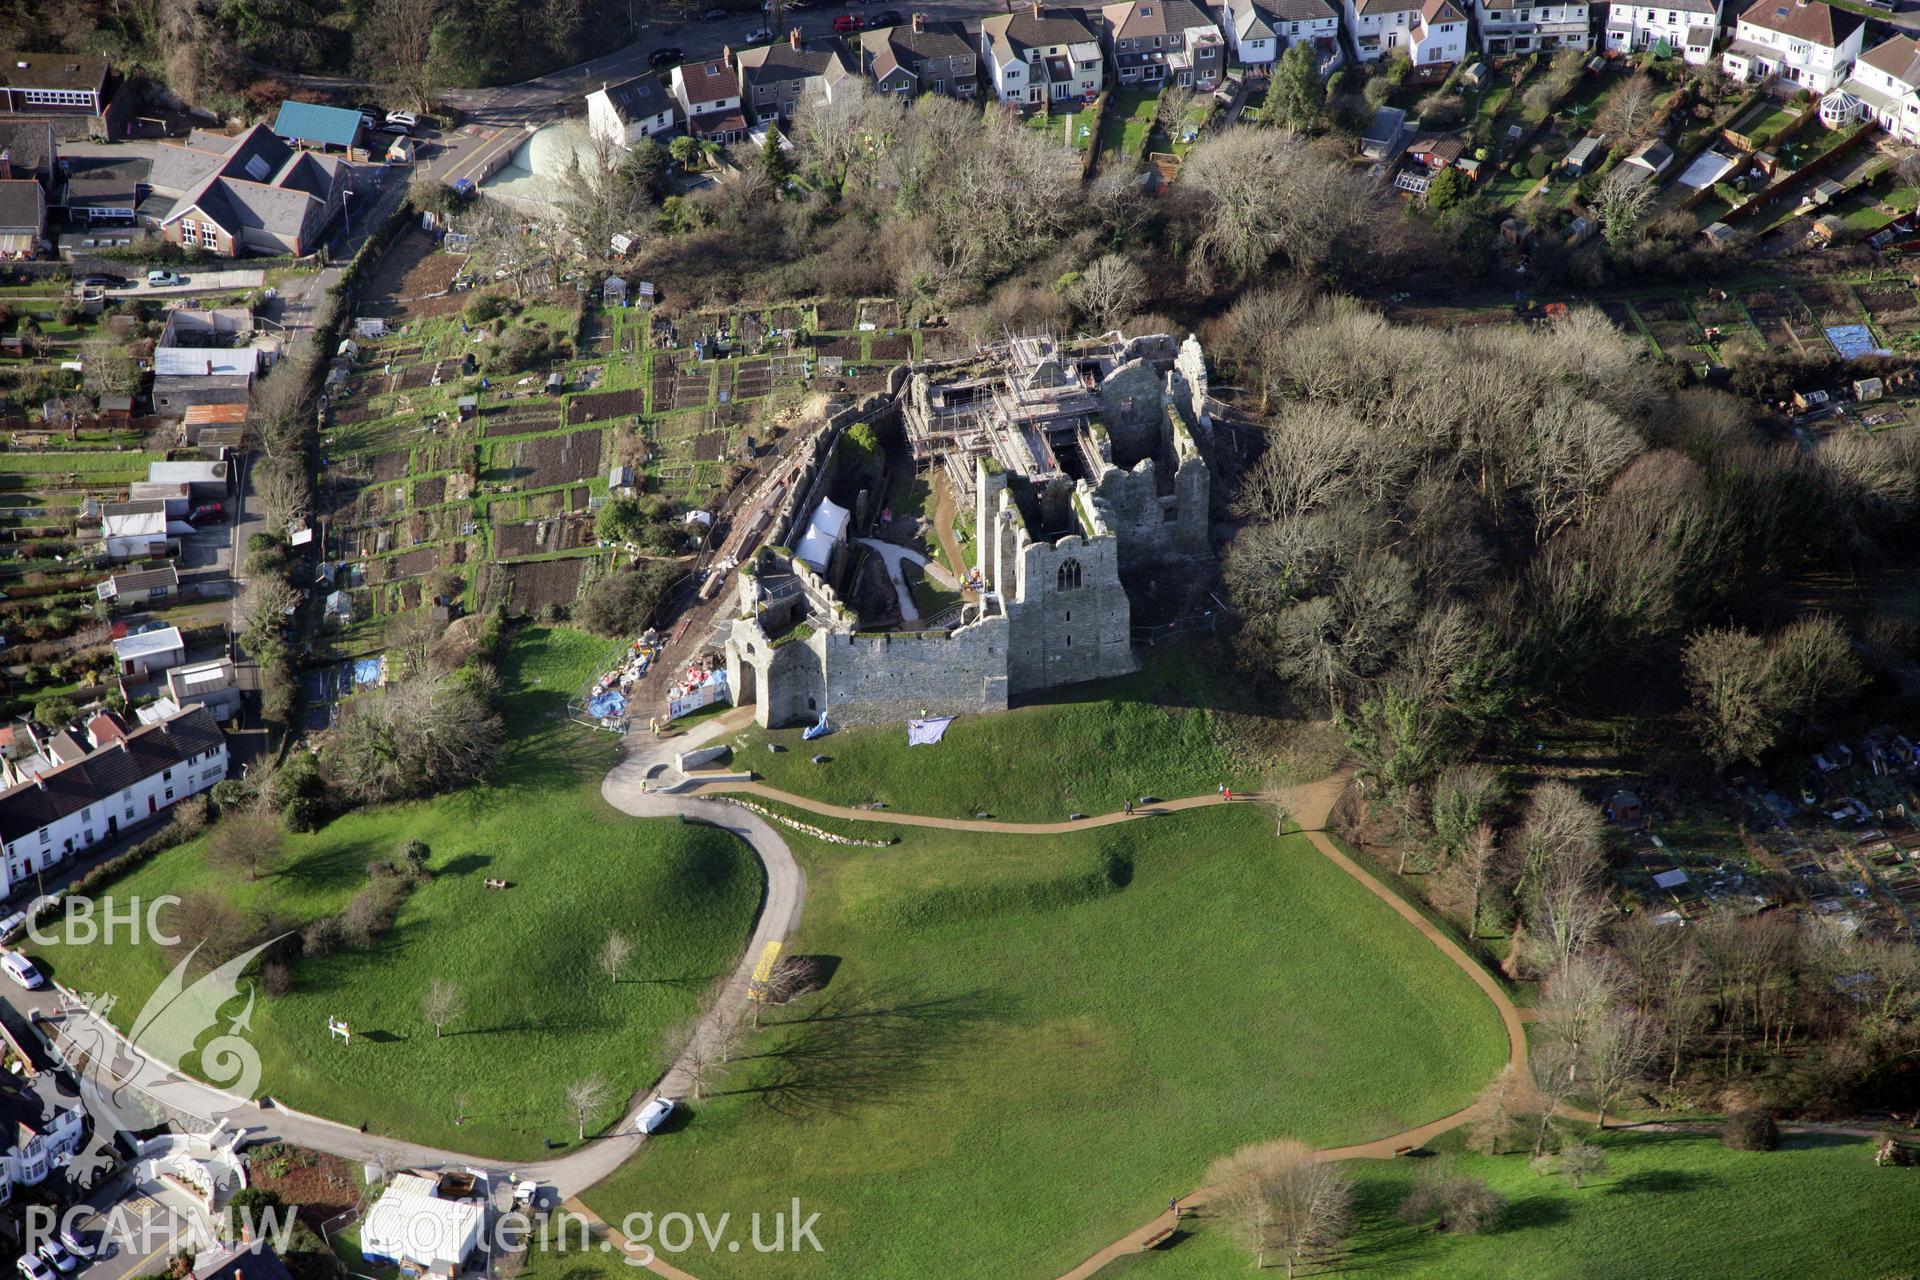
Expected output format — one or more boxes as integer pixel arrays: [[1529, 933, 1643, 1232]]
[[733, 645, 1333, 822], [30, 628, 765, 1159], [1094, 1129, 1919, 1278], [581, 803, 1508, 1279]]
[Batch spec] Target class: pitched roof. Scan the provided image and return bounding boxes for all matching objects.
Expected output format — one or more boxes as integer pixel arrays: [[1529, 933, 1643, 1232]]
[[1860, 34, 1920, 86], [152, 124, 334, 243], [860, 18, 976, 80], [1259, 0, 1339, 22], [735, 38, 857, 90], [1354, 0, 1423, 14], [1421, 0, 1467, 22], [0, 52, 108, 93], [1739, 0, 1861, 46], [0, 704, 222, 844], [1101, 0, 1221, 38], [0, 179, 42, 235], [103, 565, 179, 597], [271, 100, 362, 148], [981, 7, 1101, 62], [0, 123, 55, 179], [60, 157, 146, 207], [595, 72, 673, 123], [678, 57, 741, 107]]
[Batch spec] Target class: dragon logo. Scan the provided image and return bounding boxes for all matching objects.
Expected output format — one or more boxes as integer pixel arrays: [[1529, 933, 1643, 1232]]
[[56, 937, 287, 1188]]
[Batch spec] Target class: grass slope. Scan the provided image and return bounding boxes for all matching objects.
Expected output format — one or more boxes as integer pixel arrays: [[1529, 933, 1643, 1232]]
[[582, 803, 1508, 1279], [734, 647, 1318, 822], [1098, 1130, 1920, 1280], [30, 627, 765, 1159]]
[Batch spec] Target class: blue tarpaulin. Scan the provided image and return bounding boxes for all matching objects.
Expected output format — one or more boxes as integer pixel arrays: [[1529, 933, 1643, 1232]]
[[586, 689, 627, 719], [802, 711, 832, 740], [352, 656, 385, 689]]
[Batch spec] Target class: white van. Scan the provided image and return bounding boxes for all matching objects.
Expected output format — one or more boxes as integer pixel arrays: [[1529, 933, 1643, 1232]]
[[2, 951, 44, 990]]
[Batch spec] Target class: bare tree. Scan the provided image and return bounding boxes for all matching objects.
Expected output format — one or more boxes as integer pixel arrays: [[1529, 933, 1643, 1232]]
[[1584, 1005, 1657, 1130], [553, 129, 650, 259], [207, 806, 283, 882], [254, 456, 312, 533], [1557, 1141, 1606, 1189], [1440, 822, 1511, 937], [565, 1076, 611, 1141], [420, 976, 465, 1039], [364, 0, 441, 112], [661, 1012, 721, 1100], [1528, 1042, 1581, 1155], [1596, 72, 1657, 143], [598, 931, 634, 983], [1397, 1167, 1506, 1234], [1180, 127, 1377, 286], [1683, 625, 1778, 769], [1207, 1142, 1353, 1278], [1466, 1065, 1533, 1156], [241, 576, 300, 642], [81, 337, 139, 399], [1593, 166, 1655, 248], [1067, 253, 1147, 332]]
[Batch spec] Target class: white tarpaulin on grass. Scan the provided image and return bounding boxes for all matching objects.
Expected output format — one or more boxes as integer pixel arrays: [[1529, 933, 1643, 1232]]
[[908, 716, 955, 746], [1676, 148, 1738, 191]]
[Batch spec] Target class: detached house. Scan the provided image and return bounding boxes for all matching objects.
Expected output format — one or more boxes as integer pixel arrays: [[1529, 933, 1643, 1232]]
[[144, 124, 350, 258], [1345, 0, 1424, 61], [669, 51, 749, 143], [1219, 0, 1343, 75], [586, 73, 677, 153], [859, 16, 980, 99], [1413, 0, 1471, 64], [1099, 0, 1229, 91], [1723, 0, 1863, 94], [735, 31, 858, 124], [1473, 0, 1592, 56], [980, 6, 1106, 105], [0, 703, 226, 892], [1830, 34, 1920, 140], [1605, 0, 1719, 64]]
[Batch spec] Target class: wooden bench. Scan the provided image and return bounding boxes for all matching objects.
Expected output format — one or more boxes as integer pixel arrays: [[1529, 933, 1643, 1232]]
[[1141, 1226, 1177, 1250]]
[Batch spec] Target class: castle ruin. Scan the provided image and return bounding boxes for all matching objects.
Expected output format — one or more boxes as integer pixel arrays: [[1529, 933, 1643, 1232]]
[[724, 331, 1214, 728]]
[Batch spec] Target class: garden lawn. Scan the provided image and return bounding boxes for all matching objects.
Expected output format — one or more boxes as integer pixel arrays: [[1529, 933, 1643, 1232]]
[[1097, 88, 1161, 170], [28, 627, 765, 1159], [731, 645, 1294, 820], [1090, 1129, 1920, 1279], [581, 803, 1508, 1280]]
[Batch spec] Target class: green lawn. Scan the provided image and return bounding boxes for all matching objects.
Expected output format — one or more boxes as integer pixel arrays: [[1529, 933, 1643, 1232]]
[[732, 645, 1312, 820], [1092, 1129, 1920, 1278], [581, 802, 1509, 1279], [1097, 88, 1161, 171], [29, 627, 766, 1159]]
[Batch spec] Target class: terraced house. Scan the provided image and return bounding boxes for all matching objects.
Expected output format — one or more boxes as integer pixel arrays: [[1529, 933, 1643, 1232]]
[[736, 30, 858, 124], [1098, 0, 1229, 91], [980, 5, 1106, 104], [1723, 0, 1864, 94], [859, 15, 980, 99], [1218, 0, 1344, 75], [1472, 0, 1592, 56], [1604, 0, 1719, 64]]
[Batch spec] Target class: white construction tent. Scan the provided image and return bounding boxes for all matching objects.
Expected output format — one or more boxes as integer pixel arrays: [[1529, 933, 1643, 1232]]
[[360, 1174, 484, 1278], [794, 497, 851, 573]]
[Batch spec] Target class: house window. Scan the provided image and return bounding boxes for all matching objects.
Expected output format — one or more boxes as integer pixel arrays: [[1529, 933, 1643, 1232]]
[[163, 769, 173, 782], [1057, 559, 1083, 591], [38, 830, 48, 845], [164, 789, 174, 801]]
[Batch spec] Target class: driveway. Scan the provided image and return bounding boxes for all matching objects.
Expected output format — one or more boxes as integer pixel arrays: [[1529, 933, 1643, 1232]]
[[103, 270, 265, 298]]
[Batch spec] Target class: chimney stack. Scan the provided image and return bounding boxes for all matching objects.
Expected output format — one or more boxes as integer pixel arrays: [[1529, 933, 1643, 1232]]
[[912, 11, 924, 31], [1031, 0, 1042, 16], [790, 27, 802, 48], [0, 149, 11, 181], [722, 44, 734, 66]]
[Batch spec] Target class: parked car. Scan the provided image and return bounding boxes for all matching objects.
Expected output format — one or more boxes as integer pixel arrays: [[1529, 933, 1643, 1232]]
[[745, 24, 773, 41], [833, 14, 865, 31], [146, 269, 180, 287], [17, 1255, 53, 1280], [36, 1242, 77, 1274], [873, 8, 904, 23], [385, 111, 418, 133], [187, 501, 226, 525], [0, 912, 23, 941], [55, 1230, 92, 1261], [648, 46, 685, 67], [700, 6, 728, 17], [80, 273, 124, 288], [636, 1096, 677, 1134], [2, 952, 44, 991]]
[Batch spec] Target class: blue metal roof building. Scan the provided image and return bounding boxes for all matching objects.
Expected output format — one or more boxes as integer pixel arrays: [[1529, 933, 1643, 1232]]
[[272, 100, 362, 150]]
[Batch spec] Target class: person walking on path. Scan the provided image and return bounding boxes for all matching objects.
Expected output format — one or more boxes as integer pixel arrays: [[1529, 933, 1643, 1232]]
[[1220, 784, 1232, 802], [1124, 799, 1133, 817]]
